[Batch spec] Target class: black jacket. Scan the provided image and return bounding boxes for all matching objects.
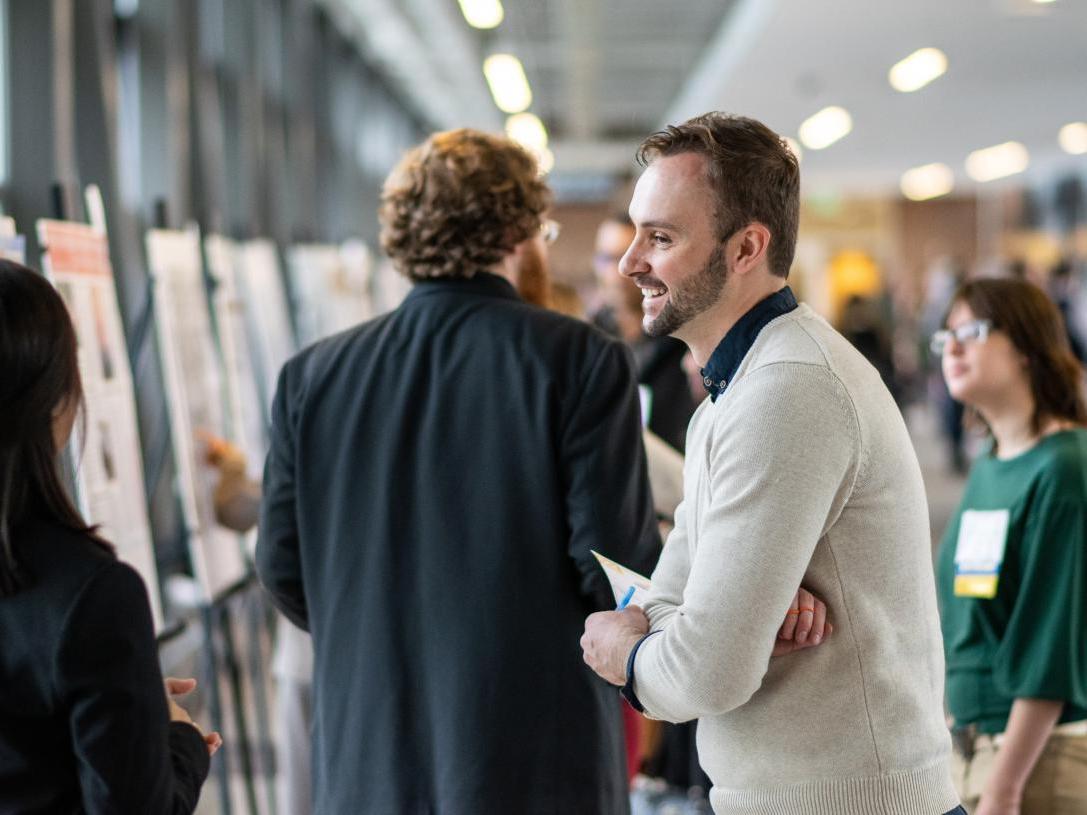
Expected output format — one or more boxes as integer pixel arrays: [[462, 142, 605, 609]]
[[257, 273, 660, 815], [632, 335, 698, 453], [0, 518, 209, 814]]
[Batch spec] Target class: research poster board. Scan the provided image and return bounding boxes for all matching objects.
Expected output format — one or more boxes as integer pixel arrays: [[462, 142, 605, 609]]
[[146, 227, 248, 600], [286, 240, 374, 346], [238, 239, 296, 409], [339, 239, 376, 325], [204, 234, 267, 472], [372, 255, 413, 314], [0, 217, 25, 262], [36, 219, 164, 629]]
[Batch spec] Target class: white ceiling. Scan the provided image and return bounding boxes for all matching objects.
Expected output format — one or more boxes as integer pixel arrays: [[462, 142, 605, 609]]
[[324, 0, 1087, 198]]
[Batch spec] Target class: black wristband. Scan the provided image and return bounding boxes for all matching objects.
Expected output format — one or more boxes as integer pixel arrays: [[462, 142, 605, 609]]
[[620, 631, 660, 713]]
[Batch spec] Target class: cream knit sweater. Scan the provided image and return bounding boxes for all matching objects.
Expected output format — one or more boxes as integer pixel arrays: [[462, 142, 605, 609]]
[[635, 304, 958, 814]]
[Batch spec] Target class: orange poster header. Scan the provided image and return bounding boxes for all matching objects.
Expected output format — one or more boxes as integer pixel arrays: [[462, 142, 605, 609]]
[[37, 219, 112, 278]]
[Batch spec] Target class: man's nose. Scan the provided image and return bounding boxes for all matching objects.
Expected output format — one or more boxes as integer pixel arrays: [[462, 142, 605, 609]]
[[618, 244, 641, 279]]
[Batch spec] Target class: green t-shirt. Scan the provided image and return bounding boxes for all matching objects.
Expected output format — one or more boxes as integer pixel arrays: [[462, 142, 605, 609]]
[[937, 429, 1087, 734]]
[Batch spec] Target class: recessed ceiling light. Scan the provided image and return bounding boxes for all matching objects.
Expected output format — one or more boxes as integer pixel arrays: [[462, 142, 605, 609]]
[[457, 0, 503, 29], [889, 48, 948, 93], [900, 163, 954, 200], [965, 142, 1030, 182], [483, 54, 532, 114], [536, 147, 555, 175], [1058, 122, 1087, 155], [784, 137, 803, 164], [798, 106, 853, 150], [505, 113, 548, 152]]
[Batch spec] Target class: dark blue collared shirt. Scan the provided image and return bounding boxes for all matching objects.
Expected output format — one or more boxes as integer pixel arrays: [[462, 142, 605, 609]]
[[700, 286, 798, 401]]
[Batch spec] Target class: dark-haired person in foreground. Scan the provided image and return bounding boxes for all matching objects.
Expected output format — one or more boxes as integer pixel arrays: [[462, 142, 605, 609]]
[[580, 113, 963, 814], [0, 261, 218, 813]]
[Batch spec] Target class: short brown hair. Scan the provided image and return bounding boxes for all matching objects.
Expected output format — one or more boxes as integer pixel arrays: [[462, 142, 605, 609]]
[[379, 129, 552, 281], [637, 113, 800, 278], [950, 277, 1087, 434]]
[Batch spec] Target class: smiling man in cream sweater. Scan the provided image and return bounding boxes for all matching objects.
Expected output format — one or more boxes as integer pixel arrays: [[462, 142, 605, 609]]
[[580, 113, 962, 815]]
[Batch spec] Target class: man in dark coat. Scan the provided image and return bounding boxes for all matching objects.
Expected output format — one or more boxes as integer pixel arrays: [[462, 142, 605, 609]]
[[256, 129, 660, 814]]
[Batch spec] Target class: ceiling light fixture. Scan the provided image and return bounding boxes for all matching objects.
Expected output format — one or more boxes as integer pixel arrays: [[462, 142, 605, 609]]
[[784, 137, 803, 164], [965, 142, 1030, 182], [505, 113, 552, 173], [506, 113, 548, 152], [483, 54, 532, 114], [1058, 122, 1087, 155], [900, 163, 954, 201], [888, 47, 948, 93], [536, 147, 555, 175], [457, 0, 504, 29], [798, 106, 853, 150]]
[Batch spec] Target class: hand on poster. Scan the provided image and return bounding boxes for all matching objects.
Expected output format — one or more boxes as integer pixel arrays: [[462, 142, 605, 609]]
[[165, 677, 222, 756]]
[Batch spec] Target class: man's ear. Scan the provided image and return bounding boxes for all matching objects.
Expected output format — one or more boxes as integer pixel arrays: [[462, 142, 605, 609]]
[[729, 223, 772, 276]]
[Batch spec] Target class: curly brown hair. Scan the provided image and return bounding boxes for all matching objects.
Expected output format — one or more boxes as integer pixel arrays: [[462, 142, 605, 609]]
[[637, 113, 800, 278], [379, 129, 553, 281]]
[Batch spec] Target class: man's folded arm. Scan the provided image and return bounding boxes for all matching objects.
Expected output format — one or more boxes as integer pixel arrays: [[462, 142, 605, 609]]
[[632, 364, 860, 722]]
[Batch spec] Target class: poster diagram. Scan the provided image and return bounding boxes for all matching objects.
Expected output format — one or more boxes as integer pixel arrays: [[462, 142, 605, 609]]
[[287, 241, 374, 346], [373, 254, 413, 314], [36, 219, 164, 629], [237, 239, 297, 408], [0, 217, 25, 263], [204, 235, 267, 472], [146, 227, 248, 600]]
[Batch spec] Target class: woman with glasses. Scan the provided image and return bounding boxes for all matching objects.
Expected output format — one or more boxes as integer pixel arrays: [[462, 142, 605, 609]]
[[933, 277, 1087, 814], [0, 261, 218, 813]]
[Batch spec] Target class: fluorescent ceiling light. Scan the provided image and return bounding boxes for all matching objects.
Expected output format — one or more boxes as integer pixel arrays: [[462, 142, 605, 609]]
[[965, 142, 1030, 182], [536, 147, 555, 175], [798, 106, 853, 150], [784, 137, 803, 164], [458, 0, 503, 29], [505, 114, 552, 173], [1059, 122, 1087, 155], [483, 54, 532, 113], [900, 163, 954, 201], [889, 48, 948, 93], [506, 113, 548, 152]]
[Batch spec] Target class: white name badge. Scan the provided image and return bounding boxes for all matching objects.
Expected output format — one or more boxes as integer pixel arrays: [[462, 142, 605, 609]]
[[954, 509, 1010, 598]]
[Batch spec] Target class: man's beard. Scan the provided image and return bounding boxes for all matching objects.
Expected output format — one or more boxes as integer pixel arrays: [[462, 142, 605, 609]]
[[644, 244, 728, 338], [514, 241, 552, 308]]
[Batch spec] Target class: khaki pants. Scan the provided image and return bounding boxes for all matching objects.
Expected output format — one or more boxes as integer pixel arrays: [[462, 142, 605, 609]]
[[952, 732, 1087, 814]]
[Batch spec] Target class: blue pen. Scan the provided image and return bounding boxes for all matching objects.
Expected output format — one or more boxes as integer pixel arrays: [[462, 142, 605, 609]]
[[617, 585, 636, 611]]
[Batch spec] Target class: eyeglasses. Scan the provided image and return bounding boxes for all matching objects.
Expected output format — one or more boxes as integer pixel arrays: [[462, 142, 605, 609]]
[[540, 219, 561, 245], [930, 319, 992, 355]]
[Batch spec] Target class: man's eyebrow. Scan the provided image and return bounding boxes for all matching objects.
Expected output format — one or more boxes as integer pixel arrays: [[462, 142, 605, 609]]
[[639, 220, 680, 232]]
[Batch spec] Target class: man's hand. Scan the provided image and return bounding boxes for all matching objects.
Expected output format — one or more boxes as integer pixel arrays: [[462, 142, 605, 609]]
[[581, 587, 832, 688], [772, 587, 833, 656], [166, 677, 223, 756], [975, 796, 1020, 815], [580, 606, 650, 686]]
